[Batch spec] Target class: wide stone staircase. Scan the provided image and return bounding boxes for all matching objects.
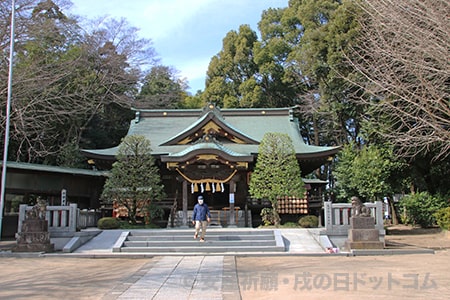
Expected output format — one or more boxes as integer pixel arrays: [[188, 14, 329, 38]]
[[112, 228, 285, 253]]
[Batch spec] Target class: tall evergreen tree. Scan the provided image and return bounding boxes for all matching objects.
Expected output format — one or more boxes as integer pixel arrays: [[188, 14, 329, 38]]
[[136, 65, 188, 109], [254, 7, 305, 108], [249, 133, 305, 225], [203, 25, 259, 108], [101, 135, 165, 224], [286, 0, 365, 146]]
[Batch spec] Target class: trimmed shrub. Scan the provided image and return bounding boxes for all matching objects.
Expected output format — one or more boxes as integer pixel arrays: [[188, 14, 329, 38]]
[[260, 208, 276, 226], [400, 192, 447, 227], [97, 217, 121, 229], [434, 207, 450, 231], [298, 215, 319, 228], [282, 222, 298, 228]]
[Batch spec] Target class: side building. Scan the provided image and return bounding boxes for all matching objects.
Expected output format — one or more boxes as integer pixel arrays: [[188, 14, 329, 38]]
[[0, 161, 108, 237]]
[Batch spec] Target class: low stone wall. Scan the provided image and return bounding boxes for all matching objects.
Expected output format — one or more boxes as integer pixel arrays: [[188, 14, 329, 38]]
[[323, 201, 384, 235], [322, 201, 385, 250], [18, 204, 78, 234]]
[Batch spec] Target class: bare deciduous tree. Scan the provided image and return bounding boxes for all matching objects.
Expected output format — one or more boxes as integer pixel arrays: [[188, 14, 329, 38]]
[[348, 0, 449, 160], [0, 1, 157, 164]]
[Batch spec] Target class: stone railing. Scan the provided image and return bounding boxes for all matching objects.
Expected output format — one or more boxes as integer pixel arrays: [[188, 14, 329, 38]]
[[18, 204, 78, 233], [323, 201, 384, 235], [77, 209, 100, 229]]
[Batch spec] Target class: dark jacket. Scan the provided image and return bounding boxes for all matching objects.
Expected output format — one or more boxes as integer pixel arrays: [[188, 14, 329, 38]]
[[192, 203, 211, 221]]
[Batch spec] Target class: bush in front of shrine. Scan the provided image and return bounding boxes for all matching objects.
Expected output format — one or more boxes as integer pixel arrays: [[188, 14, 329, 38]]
[[434, 207, 450, 231], [399, 192, 447, 228], [261, 208, 277, 226], [97, 217, 121, 229], [298, 215, 319, 228]]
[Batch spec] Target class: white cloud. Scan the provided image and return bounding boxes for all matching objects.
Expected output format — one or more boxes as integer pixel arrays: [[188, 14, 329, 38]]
[[178, 57, 211, 80]]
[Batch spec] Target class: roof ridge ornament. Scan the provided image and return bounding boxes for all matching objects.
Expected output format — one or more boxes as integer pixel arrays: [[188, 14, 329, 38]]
[[194, 133, 222, 145], [202, 103, 222, 117]]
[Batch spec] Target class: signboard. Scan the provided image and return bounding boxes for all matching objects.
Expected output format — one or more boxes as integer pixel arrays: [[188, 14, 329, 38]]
[[229, 193, 235, 204], [61, 189, 67, 206]]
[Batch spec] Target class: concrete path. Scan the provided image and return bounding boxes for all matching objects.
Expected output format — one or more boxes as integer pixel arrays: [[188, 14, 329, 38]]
[[73, 229, 124, 254], [281, 228, 324, 253], [104, 256, 224, 300]]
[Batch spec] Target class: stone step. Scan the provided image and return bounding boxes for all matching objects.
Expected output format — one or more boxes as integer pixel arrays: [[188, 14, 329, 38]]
[[114, 229, 285, 253], [119, 245, 284, 253], [126, 234, 274, 241], [123, 240, 276, 247], [128, 230, 274, 237]]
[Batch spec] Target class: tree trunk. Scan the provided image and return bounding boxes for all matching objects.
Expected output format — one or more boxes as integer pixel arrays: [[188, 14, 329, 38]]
[[272, 201, 281, 226], [388, 197, 399, 225]]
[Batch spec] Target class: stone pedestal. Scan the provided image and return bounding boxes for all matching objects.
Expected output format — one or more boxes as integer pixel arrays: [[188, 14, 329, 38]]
[[13, 219, 54, 253], [345, 217, 384, 250]]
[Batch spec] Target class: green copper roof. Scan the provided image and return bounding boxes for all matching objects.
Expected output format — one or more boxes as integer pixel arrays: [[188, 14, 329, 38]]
[[81, 105, 340, 160], [1, 161, 109, 177]]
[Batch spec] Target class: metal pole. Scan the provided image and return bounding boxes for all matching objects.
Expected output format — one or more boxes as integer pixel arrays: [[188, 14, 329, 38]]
[[0, 0, 16, 240]]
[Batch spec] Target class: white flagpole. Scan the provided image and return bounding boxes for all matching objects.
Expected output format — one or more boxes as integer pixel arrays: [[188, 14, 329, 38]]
[[0, 0, 16, 240]]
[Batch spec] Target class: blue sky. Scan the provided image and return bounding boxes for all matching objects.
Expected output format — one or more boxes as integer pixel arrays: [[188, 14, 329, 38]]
[[67, 0, 289, 93]]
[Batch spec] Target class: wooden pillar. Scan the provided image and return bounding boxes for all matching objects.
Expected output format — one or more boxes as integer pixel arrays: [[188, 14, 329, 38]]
[[182, 180, 188, 227]]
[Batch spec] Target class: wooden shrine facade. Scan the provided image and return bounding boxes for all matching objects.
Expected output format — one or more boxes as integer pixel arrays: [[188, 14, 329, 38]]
[[82, 104, 340, 226]]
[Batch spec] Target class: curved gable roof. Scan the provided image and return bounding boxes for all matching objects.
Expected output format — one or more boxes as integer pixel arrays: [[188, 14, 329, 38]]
[[160, 105, 259, 146], [81, 104, 341, 174]]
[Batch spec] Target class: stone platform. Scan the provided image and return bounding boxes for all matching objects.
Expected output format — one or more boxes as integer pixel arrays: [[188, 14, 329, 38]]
[[345, 216, 384, 250], [13, 219, 54, 253]]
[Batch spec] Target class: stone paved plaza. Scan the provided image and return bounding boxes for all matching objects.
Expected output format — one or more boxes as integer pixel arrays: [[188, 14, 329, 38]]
[[0, 252, 449, 299], [0, 227, 449, 299]]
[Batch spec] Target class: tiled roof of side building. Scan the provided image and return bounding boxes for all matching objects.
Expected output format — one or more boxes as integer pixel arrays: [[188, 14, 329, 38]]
[[0, 161, 109, 177]]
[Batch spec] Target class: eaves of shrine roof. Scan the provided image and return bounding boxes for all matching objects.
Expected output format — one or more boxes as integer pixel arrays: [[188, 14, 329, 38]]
[[160, 141, 254, 162]]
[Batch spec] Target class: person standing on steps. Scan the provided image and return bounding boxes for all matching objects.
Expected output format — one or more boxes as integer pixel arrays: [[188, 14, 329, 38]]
[[192, 195, 211, 242]]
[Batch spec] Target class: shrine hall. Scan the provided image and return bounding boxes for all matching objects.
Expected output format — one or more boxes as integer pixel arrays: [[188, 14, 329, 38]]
[[81, 103, 340, 227]]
